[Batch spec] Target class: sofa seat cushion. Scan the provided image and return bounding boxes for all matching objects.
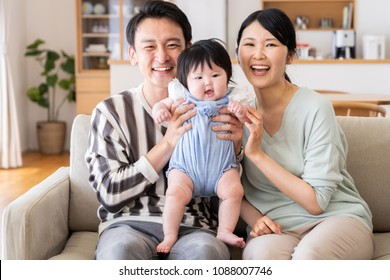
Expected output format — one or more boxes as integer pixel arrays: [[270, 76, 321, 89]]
[[373, 232, 390, 260], [49, 231, 98, 260]]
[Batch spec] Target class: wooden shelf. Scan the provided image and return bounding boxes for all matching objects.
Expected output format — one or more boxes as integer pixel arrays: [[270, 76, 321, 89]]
[[82, 14, 119, 19], [82, 33, 119, 38], [231, 58, 390, 64], [75, 0, 155, 114], [83, 52, 111, 57], [297, 28, 354, 31], [294, 59, 390, 64], [263, 0, 355, 30]]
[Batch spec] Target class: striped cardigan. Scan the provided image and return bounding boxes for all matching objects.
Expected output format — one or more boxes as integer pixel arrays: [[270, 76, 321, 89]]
[[85, 84, 218, 234]]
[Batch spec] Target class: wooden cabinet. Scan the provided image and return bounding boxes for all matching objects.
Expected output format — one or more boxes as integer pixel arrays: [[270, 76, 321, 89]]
[[262, 0, 357, 61], [75, 0, 150, 114], [262, 0, 356, 31]]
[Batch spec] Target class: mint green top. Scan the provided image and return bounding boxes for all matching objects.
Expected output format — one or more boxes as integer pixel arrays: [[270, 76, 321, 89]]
[[242, 88, 373, 231]]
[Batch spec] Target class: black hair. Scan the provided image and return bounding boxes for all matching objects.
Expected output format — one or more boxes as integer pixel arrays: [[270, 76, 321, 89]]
[[177, 39, 233, 88], [126, 0, 192, 48], [236, 8, 296, 82]]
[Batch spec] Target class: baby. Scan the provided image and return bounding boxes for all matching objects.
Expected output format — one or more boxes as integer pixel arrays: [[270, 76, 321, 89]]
[[152, 39, 254, 254]]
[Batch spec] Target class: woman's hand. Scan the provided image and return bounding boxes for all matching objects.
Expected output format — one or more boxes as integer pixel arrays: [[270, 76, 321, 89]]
[[250, 216, 282, 238], [212, 107, 243, 154], [244, 106, 264, 159]]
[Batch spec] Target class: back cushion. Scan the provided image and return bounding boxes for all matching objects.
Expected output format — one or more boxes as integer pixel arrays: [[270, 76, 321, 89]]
[[337, 116, 390, 232], [69, 114, 100, 232]]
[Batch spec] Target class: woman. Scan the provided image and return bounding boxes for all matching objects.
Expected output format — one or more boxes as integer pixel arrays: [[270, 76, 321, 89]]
[[236, 8, 374, 259]]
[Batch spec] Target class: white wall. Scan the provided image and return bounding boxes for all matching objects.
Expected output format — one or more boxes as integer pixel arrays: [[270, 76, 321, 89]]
[[226, 0, 261, 56], [175, 0, 227, 43], [24, 0, 76, 151], [8, 0, 76, 152], [356, 0, 390, 58], [175, 0, 260, 56]]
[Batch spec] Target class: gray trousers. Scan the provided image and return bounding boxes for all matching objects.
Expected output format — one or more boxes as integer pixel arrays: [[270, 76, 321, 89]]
[[243, 215, 374, 260], [95, 221, 230, 260]]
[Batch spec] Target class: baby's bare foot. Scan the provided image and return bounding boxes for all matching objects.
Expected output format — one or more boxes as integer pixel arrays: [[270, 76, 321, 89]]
[[157, 236, 178, 254], [217, 231, 246, 248]]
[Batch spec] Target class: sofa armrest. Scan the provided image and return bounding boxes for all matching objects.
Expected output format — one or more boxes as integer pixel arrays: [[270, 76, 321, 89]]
[[2, 167, 70, 260]]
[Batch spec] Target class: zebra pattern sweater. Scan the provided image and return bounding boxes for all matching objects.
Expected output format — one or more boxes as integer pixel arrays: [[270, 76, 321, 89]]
[[85, 84, 218, 234]]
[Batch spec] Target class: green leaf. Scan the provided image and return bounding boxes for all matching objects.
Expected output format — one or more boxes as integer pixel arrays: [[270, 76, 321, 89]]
[[67, 90, 76, 102], [58, 79, 70, 90], [47, 50, 60, 61], [47, 75, 58, 87], [26, 39, 45, 50], [26, 87, 41, 102], [25, 49, 43, 57], [38, 83, 49, 94], [26, 86, 49, 108], [61, 57, 75, 74], [44, 51, 59, 73], [38, 98, 49, 108]]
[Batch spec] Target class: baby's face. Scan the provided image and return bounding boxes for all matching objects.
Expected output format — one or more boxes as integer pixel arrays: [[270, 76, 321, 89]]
[[186, 62, 228, 101]]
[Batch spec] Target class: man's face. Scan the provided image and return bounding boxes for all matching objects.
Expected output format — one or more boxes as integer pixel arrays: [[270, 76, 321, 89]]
[[128, 18, 186, 92]]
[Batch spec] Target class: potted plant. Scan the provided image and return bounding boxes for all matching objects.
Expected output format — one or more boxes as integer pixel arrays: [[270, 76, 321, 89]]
[[25, 39, 76, 154]]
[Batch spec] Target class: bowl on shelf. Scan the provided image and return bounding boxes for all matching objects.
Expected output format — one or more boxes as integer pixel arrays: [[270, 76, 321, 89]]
[[82, 2, 93, 15], [85, 44, 107, 53], [94, 3, 106, 15]]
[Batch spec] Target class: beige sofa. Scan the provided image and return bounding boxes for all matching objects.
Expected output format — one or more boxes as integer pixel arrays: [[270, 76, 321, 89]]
[[2, 115, 390, 260]]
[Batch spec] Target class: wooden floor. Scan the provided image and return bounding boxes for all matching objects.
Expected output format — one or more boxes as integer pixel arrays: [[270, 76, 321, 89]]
[[0, 151, 70, 258]]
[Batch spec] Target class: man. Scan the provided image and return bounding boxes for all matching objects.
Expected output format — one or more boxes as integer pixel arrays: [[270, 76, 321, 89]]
[[85, 1, 243, 260]]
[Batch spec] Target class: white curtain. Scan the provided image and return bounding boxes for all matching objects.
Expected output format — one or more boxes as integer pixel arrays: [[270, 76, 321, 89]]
[[0, 0, 22, 168]]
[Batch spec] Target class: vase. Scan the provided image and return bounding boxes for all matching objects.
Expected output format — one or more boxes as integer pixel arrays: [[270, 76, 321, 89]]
[[37, 121, 66, 154]]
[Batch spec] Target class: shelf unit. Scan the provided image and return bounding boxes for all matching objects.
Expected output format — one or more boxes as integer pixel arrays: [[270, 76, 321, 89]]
[[261, 0, 358, 61], [75, 0, 149, 114], [262, 0, 356, 31]]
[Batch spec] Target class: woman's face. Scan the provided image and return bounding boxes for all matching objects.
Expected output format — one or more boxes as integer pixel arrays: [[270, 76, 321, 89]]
[[237, 21, 292, 90]]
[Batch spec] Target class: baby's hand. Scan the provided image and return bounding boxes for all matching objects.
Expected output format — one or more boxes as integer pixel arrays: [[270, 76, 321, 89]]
[[228, 100, 246, 120], [154, 108, 172, 124]]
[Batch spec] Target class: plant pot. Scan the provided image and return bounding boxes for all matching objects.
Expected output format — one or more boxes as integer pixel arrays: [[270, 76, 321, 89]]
[[37, 121, 66, 154]]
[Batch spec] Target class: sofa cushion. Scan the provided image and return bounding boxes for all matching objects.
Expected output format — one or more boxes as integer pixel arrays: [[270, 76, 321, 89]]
[[69, 114, 100, 232], [336, 117, 390, 232], [372, 233, 390, 260], [49, 231, 98, 260]]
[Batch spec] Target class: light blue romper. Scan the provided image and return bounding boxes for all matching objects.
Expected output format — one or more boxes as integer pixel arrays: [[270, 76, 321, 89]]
[[167, 88, 237, 197]]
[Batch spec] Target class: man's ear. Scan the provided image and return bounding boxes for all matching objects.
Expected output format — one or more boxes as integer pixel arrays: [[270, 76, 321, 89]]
[[128, 46, 138, 65]]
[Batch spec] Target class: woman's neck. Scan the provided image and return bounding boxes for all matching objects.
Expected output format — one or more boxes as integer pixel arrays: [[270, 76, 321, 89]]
[[255, 81, 297, 137], [255, 81, 297, 113]]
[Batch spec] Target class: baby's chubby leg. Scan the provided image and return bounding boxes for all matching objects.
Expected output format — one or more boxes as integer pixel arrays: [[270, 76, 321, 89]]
[[157, 169, 193, 254], [216, 169, 246, 248]]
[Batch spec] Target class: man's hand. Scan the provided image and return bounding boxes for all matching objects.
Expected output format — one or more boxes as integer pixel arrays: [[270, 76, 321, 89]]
[[212, 107, 243, 154]]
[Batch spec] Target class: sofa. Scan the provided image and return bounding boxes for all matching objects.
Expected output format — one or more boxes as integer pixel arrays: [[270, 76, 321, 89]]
[[2, 114, 390, 260]]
